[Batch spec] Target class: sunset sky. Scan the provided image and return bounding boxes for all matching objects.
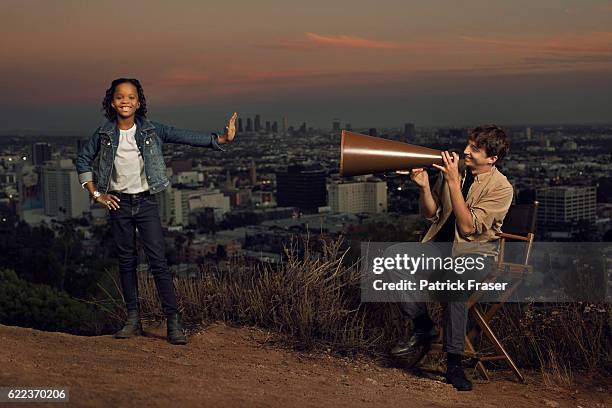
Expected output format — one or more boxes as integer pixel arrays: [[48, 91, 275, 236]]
[[1, 0, 611, 133]]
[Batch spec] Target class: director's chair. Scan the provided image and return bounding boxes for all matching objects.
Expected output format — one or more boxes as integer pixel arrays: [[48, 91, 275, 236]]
[[423, 201, 539, 383]]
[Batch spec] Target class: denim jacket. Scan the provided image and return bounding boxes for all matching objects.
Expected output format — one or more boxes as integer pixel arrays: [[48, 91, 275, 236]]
[[75, 115, 224, 194]]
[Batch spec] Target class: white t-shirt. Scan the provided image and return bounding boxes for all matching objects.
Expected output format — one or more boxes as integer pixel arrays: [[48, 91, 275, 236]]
[[108, 123, 149, 193]]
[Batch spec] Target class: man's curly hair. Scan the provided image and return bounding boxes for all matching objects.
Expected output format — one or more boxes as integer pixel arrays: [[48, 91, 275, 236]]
[[468, 124, 510, 162], [101, 78, 148, 121]]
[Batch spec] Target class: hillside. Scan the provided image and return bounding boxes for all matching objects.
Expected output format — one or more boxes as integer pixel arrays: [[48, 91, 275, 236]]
[[0, 322, 608, 408]]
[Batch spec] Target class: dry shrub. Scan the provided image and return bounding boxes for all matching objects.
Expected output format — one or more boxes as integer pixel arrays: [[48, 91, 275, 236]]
[[533, 341, 574, 389], [485, 303, 611, 372], [136, 236, 610, 374]]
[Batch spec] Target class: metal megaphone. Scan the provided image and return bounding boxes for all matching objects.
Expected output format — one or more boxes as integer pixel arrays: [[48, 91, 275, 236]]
[[339, 131, 444, 177]]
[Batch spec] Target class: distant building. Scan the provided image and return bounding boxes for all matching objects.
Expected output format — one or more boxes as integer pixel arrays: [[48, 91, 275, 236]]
[[246, 118, 253, 132], [31, 143, 52, 165], [0, 173, 16, 185], [172, 171, 203, 185], [170, 159, 192, 174], [167, 186, 230, 226], [332, 119, 341, 133], [224, 188, 252, 208], [189, 207, 226, 230], [368, 128, 377, 136], [249, 160, 257, 185], [185, 235, 242, 262], [237, 118, 243, 133], [41, 159, 90, 219], [403, 123, 415, 142], [328, 177, 387, 214], [276, 165, 326, 212], [536, 186, 597, 226], [282, 117, 288, 135], [562, 141, 578, 150], [254, 115, 262, 132], [250, 190, 274, 207]]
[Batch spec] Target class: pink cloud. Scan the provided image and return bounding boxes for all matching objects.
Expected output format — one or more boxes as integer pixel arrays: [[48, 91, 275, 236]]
[[145, 67, 400, 101], [156, 68, 211, 86], [257, 32, 400, 50], [459, 32, 612, 55]]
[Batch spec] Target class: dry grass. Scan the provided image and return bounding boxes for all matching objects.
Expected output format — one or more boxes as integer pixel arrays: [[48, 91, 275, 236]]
[[129, 236, 610, 379], [534, 342, 574, 389], [489, 303, 611, 373]]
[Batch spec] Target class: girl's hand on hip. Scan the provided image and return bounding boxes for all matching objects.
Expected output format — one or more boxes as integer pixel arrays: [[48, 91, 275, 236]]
[[96, 193, 121, 211]]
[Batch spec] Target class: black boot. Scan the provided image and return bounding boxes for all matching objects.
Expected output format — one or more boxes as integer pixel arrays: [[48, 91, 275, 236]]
[[446, 354, 473, 391], [390, 325, 438, 367], [114, 309, 143, 339], [391, 314, 438, 360], [390, 326, 438, 357], [166, 313, 187, 345]]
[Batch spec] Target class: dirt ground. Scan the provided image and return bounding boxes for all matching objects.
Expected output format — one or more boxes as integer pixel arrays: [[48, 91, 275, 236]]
[[0, 322, 609, 408]]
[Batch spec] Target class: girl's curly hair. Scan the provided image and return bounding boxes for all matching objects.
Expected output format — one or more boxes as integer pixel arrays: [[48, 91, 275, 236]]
[[101, 78, 148, 120]]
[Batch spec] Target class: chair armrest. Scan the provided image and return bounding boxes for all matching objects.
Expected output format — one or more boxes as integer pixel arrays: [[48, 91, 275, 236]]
[[496, 232, 531, 242], [494, 262, 533, 277]]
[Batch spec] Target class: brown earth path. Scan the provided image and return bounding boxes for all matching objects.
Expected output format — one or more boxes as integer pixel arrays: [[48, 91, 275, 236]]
[[0, 322, 609, 408]]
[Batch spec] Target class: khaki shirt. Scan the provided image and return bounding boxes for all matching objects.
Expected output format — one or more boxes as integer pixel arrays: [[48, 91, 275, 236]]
[[422, 166, 514, 257]]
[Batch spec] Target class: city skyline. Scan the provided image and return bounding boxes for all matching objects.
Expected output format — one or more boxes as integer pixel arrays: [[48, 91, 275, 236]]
[[1, 1, 612, 132]]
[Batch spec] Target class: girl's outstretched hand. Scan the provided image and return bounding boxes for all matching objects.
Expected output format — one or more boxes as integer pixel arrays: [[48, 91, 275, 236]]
[[218, 112, 237, 144]]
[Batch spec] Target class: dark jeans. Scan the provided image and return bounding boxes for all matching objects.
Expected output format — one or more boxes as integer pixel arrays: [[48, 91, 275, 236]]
[[108, 191, 178, 316], [400, 300, 467, 355], [399, 254, 494, 355]]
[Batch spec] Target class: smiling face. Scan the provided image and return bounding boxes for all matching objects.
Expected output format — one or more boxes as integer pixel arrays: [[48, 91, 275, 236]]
[[110, 82, 140, 120], [463, 138, 498, 170]]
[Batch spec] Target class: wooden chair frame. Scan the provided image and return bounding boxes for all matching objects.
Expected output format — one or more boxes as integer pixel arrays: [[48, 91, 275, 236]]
[[429, 202, 539, 383]]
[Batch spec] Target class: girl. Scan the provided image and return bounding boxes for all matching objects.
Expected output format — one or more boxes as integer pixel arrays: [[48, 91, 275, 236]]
[[76, 78, 237, 345]]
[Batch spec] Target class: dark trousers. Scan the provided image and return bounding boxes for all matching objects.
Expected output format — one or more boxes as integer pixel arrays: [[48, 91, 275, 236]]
[[400, 301, 466, 355], [109, 192, 178, 316], [399, 254, 494, 355]]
